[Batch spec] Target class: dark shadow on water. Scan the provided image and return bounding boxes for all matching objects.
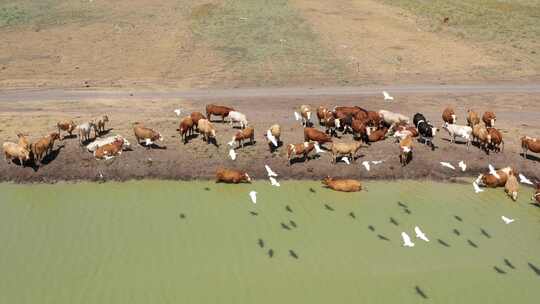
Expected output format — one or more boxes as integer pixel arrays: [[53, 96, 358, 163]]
[[281, 222, 291, 230], [493, 266, 507, 274], [404, 208, 411, 215], [398, 201, 408, 208], [289, 250, 299, 259], [504, 258, 515, 269], [349, 212, 356, 219], [286, 205, 293, 213], [415, 286, 428, 299], [179, 213, 186, 219], [258, 238, 264, 248], [467, 239, 478, 248], [453, 229, 460, 236], [268, 249, 274, 258], [324, 204, 334, 211], [390, 217, 399, 226], [368, 225, 375, 232], [289, 220, 297, 228], [528, 262, 540, 276], [454, 215, 463, 222], [309, 187, 316, 193], [249, 211, 258, 216], [480, 228, 491, 239], [377, 234, 390, 241], [437, 239, 451, 247], [204, 187, 211, 191]]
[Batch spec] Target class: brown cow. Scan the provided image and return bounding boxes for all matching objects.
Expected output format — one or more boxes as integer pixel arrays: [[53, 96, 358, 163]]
[[366, 111, 383, 127], [230, 127, 255, 148], [334, 106, 367, 119], [487, 128, 504, 152], [323, 112, 341, 137], [179, 116, 194, 144], [521, 136, 540, 159], [190, 112, 206, 130], [442, 107, 456, 124], [399, 135, 413, 166], [2, 141, 30, 166], [351, 119, 370, 143], [133, 124, 163, 146], [206, 104, 234, 122], [94, 138, 124, 159], [304, 127, 332, 146], [482, 111, 496, 128], [31, 132, 60, 164], [197, 119, 217, 144], [95, 115, 109, 135], [368, 127, 388, 142], [467, 109, 480, 127], [330, 142, 362, 164], [322, 177, 362, 192], [317, 106, 330, 125], [57, 120, 76, 139], [287, 142, 315, 166], [477, 167, 515, 188], [215, 168, 251, 183], [504, 172, 519, 201]]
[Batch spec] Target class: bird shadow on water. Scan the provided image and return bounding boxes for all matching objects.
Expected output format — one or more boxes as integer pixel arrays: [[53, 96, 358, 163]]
[[437, 239, 451, 247], [467, 239, 478, 248], [504, 258, 515, 269], [377, 234, 390, 241], [268, 249, 274, 258], [324, 204, 334, 211], [249, 211, 258, 216], [480, 228, 491, 239], [528, 262, 540, 276], [390, 217, 399, 226], [286, 205, 293, 213], [452, 229, 460, 236], [258, 238, 264, 248], [415, 286, 428, 299], [454, 215, 463, 222], [289, 250, 299, 259], [493, 266, 507, 274], [368, 225, 375, 232], [349, 212, 356, 219]]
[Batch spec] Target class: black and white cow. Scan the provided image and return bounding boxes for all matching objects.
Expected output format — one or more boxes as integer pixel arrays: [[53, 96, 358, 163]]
[[413, 113, 438, 150]]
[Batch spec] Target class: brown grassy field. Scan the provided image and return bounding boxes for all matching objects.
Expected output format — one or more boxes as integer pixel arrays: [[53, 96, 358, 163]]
[[0, 0, 538, 89]]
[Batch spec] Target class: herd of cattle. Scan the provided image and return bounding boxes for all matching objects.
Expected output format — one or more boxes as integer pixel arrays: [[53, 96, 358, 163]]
[[1, 102, 539, 203]]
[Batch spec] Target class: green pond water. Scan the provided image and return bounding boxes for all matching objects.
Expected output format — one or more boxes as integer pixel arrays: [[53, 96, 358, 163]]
[[0, 180, 539, 303]]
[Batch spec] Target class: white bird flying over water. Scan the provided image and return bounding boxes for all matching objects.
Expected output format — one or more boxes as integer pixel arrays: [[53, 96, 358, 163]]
[[362, 161, 371, 171], [519, 173, 534, 185], [401, 232, 415, 247], [249, 191, 257, 204], [501, 216, 515, 224], [229, 149, 236, 160], [489, 164, 500, 179], [342, 157, 351, 165], [440, 162, 456, 170], [265, 164, 278, 177], [458, 160, 467, 172], [294, 111, 301, 121], [314, 142, 325, 154], [473, 182, 484, 193], [174, 108, 182, 116], [266, 129, 278, 147], [383, 91, 394, 101], [414, 226, 430, 242], [269, 177, 280, 187]]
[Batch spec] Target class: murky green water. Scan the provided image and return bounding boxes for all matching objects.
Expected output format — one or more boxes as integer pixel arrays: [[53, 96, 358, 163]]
[[0, 180, 539, 303]]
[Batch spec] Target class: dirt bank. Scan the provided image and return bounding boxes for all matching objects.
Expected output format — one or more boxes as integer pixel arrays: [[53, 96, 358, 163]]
[[0, 92, 539, 184]]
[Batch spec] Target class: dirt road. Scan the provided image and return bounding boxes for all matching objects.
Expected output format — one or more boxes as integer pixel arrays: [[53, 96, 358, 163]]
[[0, 86, 539, 184]]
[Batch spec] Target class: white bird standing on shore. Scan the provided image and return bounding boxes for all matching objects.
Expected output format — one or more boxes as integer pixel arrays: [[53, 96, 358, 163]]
[[229, 149, 236, 160], [383, 91, 394, 101], [265, 165, 277, 177], [519, 173, 534, 185], [489, 164, 500, 179], [314, 142, 325, 154], [371, 160, 383, 165], [342, 157, 351, 165], [249, 191, 257, 204], [362, 161, 371, 171], [266, 129, 278, 147], [501, 216, 515, 224], [440, 162, 456, 170], [415, 226, 430, 242], [174, 108, 182, 116], [458, 160, 467, 172], [401, 232, 415, 247], [473, 182, 484, 193], [269, 177, 280, 187]]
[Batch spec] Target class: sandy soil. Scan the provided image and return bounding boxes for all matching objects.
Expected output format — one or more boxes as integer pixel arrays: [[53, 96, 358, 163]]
[[1, 91, 539, 183]]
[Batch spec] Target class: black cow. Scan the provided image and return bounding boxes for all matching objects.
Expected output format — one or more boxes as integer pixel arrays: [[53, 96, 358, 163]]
[[413, 113, 438, 150]]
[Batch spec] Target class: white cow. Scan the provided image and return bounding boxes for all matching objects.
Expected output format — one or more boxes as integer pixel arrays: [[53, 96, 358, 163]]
[[228, 111, 248, 129], [379, 110, 409, 127], [442, 122, 472, 150]]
